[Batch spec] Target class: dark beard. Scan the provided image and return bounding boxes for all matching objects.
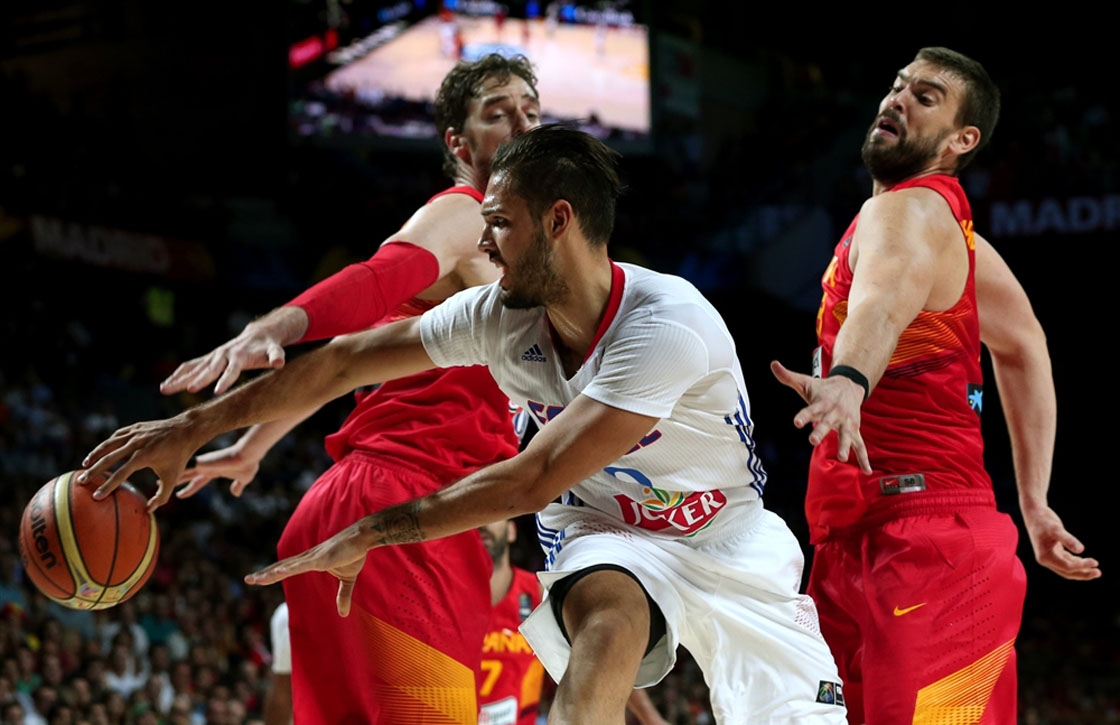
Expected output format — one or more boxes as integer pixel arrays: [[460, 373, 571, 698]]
[[500, 224, 568, 309], [484, 537, 507, 565], [861, 120, 948, 187]]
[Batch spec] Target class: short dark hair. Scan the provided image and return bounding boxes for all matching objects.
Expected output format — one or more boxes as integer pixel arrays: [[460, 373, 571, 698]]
[[433, 53, 539, 179], [915, 47, 1000, 171], [490, 124, 624, 246]]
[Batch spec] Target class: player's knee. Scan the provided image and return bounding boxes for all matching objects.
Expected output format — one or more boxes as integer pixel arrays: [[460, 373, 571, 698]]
[[551, 565, 665, 661], [576, 604, 649, 645]]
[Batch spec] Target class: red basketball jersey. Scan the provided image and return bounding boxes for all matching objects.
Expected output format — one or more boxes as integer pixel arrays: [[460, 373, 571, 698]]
[[808, 174, 990, 542], [324, 186, 521, 482], [477, 567, 544, 725]]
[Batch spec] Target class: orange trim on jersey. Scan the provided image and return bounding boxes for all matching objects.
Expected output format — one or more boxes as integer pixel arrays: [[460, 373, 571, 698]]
[[890, 307, 971, 366]]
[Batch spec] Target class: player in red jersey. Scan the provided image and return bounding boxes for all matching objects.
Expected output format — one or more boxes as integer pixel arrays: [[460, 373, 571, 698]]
[[477, 518, 669, 725], [156, 54, 542, 724], [477, 518, 544, 725], [771, 47, 1102, 724]]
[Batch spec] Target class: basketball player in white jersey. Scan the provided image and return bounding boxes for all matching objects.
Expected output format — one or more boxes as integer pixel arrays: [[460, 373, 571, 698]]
[[80, 125, 845, 724]]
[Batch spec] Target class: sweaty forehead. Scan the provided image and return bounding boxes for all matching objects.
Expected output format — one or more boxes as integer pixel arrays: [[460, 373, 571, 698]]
[[482, 171, 516, 211]]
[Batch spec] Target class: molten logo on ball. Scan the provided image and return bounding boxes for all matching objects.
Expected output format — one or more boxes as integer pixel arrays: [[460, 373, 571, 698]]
[[27, 496, 58, 570], [19, 470, 160, 610]]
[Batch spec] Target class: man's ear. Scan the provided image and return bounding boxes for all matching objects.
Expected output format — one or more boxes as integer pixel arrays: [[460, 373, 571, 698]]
[[445, 128, 470, 163], [949, 125, 981, 158], [547, 200, 574, 237]]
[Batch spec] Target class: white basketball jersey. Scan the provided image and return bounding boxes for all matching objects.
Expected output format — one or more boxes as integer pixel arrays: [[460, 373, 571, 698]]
[[420, 262, 766, 543]]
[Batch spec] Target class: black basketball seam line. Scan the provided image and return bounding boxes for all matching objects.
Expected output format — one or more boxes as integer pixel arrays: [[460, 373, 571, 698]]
[[19, 484, 73, 600], [89, 490, 123, 609], [109, 493, 123, 588]]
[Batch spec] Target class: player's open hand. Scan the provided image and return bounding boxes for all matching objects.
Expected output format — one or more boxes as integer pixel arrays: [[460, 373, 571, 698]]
[[1021, 504, 1101, 581], [160, 329, 287, 397], [77, 416, 203, 512], [176, 443, 262, 499], [245, 523, 370, 617], [770, 360, 872, 474]]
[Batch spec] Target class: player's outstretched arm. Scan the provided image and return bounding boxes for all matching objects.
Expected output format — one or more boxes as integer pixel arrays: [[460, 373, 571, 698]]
[[776, 189, 957, 473], [974, 233, 1100, 581], [79, 318, 435, 511], [160, 192, 489, 396], [244, 394, 659, 616]]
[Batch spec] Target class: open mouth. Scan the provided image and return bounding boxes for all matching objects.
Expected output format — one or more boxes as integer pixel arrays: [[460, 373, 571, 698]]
[[874, 115, 901, 139]]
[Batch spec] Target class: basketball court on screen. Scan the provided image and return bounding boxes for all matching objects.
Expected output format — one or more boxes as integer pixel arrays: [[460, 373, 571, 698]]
[[322, 13, 649, 135]]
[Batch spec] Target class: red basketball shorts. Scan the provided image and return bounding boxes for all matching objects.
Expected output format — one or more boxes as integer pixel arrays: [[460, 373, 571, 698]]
[[277, 451, 493, 724], [808, 506, 1027, 725]]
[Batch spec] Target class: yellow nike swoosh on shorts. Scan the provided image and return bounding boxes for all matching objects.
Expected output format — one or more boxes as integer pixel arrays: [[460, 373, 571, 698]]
[[893, 603, 927, 616]]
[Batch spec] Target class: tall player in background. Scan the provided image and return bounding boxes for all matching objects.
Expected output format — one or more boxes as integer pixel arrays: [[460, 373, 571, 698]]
[[771, 47, 1101, 724], [157, 54, 542, 724], [477, 518, 668, 725]]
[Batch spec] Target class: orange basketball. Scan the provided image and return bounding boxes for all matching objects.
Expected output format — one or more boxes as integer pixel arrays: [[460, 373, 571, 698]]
[[18, 470, 160, 610]]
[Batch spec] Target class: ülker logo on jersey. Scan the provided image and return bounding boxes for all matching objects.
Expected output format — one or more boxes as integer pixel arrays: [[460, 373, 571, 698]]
[[613, 488, 727, 535], [521, 344, 547, 362]]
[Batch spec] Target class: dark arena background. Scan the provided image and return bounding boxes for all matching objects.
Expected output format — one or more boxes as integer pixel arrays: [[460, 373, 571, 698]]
[[1, 1, 1116, 722]]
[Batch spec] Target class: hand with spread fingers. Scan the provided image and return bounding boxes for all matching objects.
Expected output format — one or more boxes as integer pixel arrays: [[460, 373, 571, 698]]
[[1022, 504, 1102, 581], [159, 310, 303, 396], [245, 523, 370, 617], [77, 415, 207, 512], [770, 360, 872, 474], [176, 442, 263, 500]]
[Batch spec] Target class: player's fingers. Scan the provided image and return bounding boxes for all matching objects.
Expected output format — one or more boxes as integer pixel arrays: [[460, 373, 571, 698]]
[[853, 437, 872, 474], [85, 454, 141, 500], [770, 360, 811, 403], [80, 429, 135, 470], [807, 419, 834, 446], [245, 556, 315, 586], [213, 359, 247, 396], [267, 344, 287, 369], [187, 453, 232, 472], [230, 479, 249, 497], [336, 579, 355, 618], [159, 359, 201, 393], [179, 354, 226, 394], [834, 425, 854, 463], [147, 478, 177, 512], [1048, 552, 1100, 580], [1057, 530, 1085, 554], [176, 468, 196, 484], [78, 441, 136, 487], [175, 475, 211, 499], [1048, 543, 1099, 572]]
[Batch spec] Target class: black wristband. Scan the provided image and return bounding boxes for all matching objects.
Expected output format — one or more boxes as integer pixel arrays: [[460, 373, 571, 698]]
[[828, 365, 870, 401]]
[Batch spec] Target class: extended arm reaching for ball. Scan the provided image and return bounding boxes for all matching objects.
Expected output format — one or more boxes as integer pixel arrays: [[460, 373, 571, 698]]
[[78, 318, 435, 510]]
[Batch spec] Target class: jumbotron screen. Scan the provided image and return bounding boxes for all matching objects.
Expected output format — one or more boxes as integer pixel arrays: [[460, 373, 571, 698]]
[[287, 0, 651, 152]]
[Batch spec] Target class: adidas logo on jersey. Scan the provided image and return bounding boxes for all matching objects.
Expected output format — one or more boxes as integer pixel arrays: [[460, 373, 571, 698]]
[[521, 344, 547, 363]]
